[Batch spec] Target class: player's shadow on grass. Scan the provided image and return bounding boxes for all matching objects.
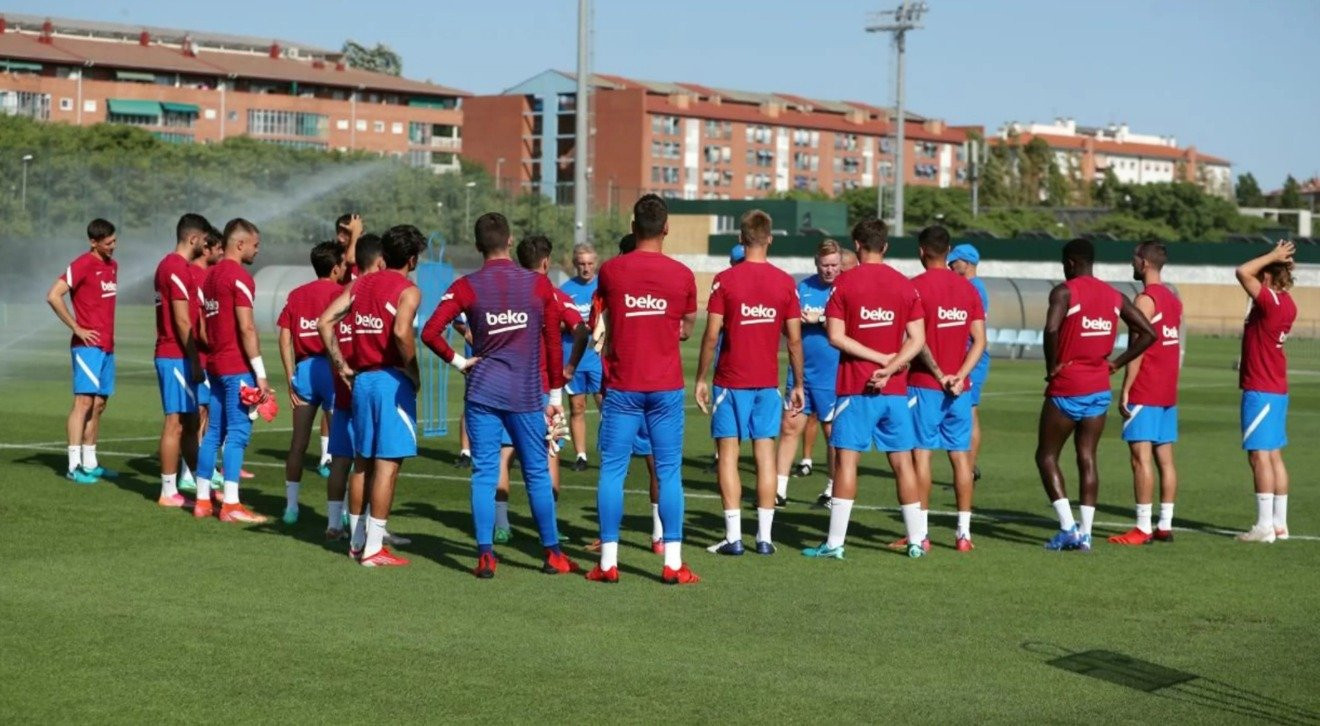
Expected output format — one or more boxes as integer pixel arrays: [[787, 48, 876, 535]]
[[390, 500, 526, 574], [1092, 502, 1241, 539], [16, 452, 166, 503]]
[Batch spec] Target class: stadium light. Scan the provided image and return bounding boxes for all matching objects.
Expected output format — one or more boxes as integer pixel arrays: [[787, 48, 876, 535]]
[[866, 1, 927, 237], [573, 0, 591, 244], [21, 153, 33, 213]]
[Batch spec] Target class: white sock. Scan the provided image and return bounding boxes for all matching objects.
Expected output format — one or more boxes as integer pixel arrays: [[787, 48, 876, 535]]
[[1135, 503, 1153, 534], [577, 452, 587, 462], [196, 477, 211, 501], [460, 448, 471, 457], [1079, 505, 1096, 537], [956, 511, 972, 539], [495, 501, 510, 529], [327, 500, 344, 530], [900, 503, 923, 544], [285, 481, 300, 509], [181, 461, 194, 482], [823, 479, 834, 498], [824, 498, 854, 549], [160, 473, 178, 498], [319, 436, 330, 465], [650, 503, 663, 540], [756, 507, 774, 543], [67, 445, 81, 473], [1158, 502, 1174, 531], [1273, 495, 1288, 530], [364, 516, 387, 557], [81, 445, 98, 470], [722, 508, 741, 543], [663, 541, 682, 570], [776, 475, 789, 499], [1254, 493, 1274, 529], [349, 513, 365, 547], [600, 541, 619, 570], [920, 508, 929, 542], [223, 480, 239, 505], [1052, 498, 1076, 530], [799, 457, 812, 469]]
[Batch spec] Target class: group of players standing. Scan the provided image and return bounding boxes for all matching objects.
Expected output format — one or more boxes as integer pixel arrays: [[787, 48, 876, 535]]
[[46, 193, 1299, 583]]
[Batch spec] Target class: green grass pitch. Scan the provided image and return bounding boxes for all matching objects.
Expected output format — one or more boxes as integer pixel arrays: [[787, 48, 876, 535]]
[[1, 305, 1317, 723]]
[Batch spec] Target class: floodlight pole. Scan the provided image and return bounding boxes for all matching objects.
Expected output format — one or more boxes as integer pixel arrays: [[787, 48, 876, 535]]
[[573, 0, 591, 245], [866, 1, 926, 237]]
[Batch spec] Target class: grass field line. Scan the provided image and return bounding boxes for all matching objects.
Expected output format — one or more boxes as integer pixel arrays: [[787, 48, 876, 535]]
[[4, 439, 1314, 543]]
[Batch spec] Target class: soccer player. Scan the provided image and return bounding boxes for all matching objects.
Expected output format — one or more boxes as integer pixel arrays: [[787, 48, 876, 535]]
[[192, 218, 273, 524], [277, 241, 348, 525], [775, 239, 843, 509], [948, 243, 989, 481], [151, 214, 211, 506], [695, 210, 803, 556], [179, 226, 223, 493], [803, 219, 927, 560], [907, 225, 987, 552], [1110, 242, 1183, 545], [1234, 241, 1297, 543], [420, 213, 577, 578], [1036, 238, 1155, 551], [561, 242, 602, 471], [320, 225, 425, 566], [46, 218, 119, 485], [588, 195, 700, 584]]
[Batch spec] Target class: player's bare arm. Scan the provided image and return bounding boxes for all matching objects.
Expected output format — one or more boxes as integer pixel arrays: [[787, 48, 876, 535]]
[[680, 312, 696, 342], [278, 325, 306, 407], [392, 286, 422, 390], [235, 305, 271, 396], [784, 317, 805, 415], [1119, 294, 1157, 417], [45, 278, 99, 346], [825, 317, 895, 368], [317, 285, 355, 379], [1236, 240, 1295, 298], [870, 317, 926, 389], [948, 319, 987, 396], [694, 312, 724, 413], [564, 321, 589, 380], [1110, 295, 1157, 372], [170, 298, 201, 384], [419, 285, 480, 374], [1043, 283, 1070, 381]]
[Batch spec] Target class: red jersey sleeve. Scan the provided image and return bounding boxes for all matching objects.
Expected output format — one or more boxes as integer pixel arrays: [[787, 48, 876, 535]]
[[970, 289, 985, 322], [277, 303, 291, 330], [905, 286, 925, 323], [784, 276, 802, 319], [234, 272, 255, 309], [537, 276, 565, 390], [421, 278, 474, 363], [707, 273, 727, 315], [825, 277, 846, 321], [684, 271, 698, 315]]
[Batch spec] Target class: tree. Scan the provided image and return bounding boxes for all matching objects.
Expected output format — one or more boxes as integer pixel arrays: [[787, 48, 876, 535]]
[[1082, 213, 1177, 242], [1018, 136, 1055, 205], [1279, 175, 1303, 209], [341, 41, 403, 76], [1235, 172, 1264, 207], [1093, 167, 1121, 207]]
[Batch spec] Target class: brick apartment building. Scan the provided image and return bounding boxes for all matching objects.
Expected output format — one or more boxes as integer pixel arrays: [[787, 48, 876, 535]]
[[0, 13, 467, 172], [462, 69, 977, 208], [992, 118, 1232, 198]]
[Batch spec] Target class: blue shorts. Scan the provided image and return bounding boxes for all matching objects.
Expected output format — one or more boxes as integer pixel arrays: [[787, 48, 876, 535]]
[[565, 369, 602, 396], [328, 408, 355, 458], [829, 393, 917, 453], [351, 369, 418, 459], [154, 357, 197, 415], [196, 372, 213, 408], [911, 387, 974, 452], [968, 357, 990, 406], [711, 386, 781, 441], [792, 385, 839, 423], [291, 355, 335, 411], [1121, 404, 1178, 444], [71, 346, 115, 397], [1241, 391, 1288, 451], [1049, 391, 1112, 422]]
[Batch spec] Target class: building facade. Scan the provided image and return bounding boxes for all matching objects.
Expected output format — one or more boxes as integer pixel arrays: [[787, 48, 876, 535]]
[[463, 70, 976, 208], [0, 14, 467, 172], [993, 118, 1232, 198]]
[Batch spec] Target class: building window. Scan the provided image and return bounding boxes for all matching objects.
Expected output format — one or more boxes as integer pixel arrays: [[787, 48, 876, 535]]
[[409, 121, 431, 145], [373, 120, 385, 133], [651, 114, 679, 136], [0, 90, 51, 120], [258, 139, 329, 151], [746, 125, 772, 144], [59, 97, 73, 111], [247, 109, 329, 138], [152, 131, 194, 144]]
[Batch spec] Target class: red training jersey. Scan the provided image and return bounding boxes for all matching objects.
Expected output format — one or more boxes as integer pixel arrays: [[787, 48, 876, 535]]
[[597, 250, 697, 393], [1127, 283, 1183, 407], [202, 259, 257, 377], [189, 263, 210, 368], [1239, 287, 1297, 394], [908, 267, 985, 391], [154, 252, 198, 359], [61, 251, 118, 353], [1047, 275, 1123, 397], [277, 278, 343, 360], [333, 315, 354, 411], [708, 260, 800, 389], [825, 263, 924, 397], [347, 269, 415, 372]]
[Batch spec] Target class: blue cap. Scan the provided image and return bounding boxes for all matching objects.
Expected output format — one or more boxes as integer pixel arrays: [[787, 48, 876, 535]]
[[729, 244, 746, 264], [947, 243, 980, 265]]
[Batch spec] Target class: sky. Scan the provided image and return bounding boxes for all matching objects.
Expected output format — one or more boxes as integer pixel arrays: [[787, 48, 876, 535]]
[[9, 0, 1317, 189]]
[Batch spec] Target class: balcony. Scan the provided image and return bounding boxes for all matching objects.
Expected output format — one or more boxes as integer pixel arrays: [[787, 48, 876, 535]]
[[430, 136, 462, 152]]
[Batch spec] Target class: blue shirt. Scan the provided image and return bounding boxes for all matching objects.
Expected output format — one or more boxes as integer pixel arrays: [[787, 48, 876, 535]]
[[559, 276, 601, 373], [797, 274, 839, 389], [969, 276, 990, 369]]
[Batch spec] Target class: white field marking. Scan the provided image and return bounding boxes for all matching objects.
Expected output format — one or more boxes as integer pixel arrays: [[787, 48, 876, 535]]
[[2, 440, 1315, 543]]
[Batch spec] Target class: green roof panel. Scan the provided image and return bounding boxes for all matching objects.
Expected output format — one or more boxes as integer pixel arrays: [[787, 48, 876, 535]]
[[107, 98, 163, 117], [161, 102, 199, 115]]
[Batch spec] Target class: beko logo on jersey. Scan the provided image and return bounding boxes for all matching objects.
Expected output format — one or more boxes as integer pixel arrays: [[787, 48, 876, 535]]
[[299, 317, 318, 330], [936, 307, 967, 327], [740, 303, 777, 325], [354, 312, 386, 331], [1082, 316, 1113, 331], [204, 298, 219, 317], [486, 309, 529, 334], [100, 280, 117, 297], [1162, 325, 1179, 339], [802, 304, 825, 318], [858, 307, 895, 328], [624, 293, 667, 317]]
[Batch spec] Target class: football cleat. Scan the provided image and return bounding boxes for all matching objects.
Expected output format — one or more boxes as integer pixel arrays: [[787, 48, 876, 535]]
[[1236, 525, 1276, 544], [774, 495, 788, 509], [887, 537, 931, 552], [192, 500, 214, 519], [219, 503, 268, 524], [325, 528, 345, 541], [1044, 526, 1083, 551], [360, 547, 409, 567], [651, 539, 665, 555], [1152, 528, 1174, 542], [493, 527, 511, 544], [802, 543, 845, 559], [1275, 526, 1290, 541], [1077, 534, 1093, 552], [542, 549, 581, 575], [383, 531, 411, 547], [755, 540, 776, 555], [177, 476, 196, 493], [661, 563, 700, 585], [794, 460, 812, 477], [572, 456, 588, 472], [282, 505, 299, 525], [705, 539, 745, 556], [956, 536, 975, 552], [455, 452, 472, 469], [585, 565, 619, 583], [158, 492, 192, 509], [65, 467, 99, 485], [813, 494, 833, 509], [906, 542, 925, 559], [85, 466, 118, 480], [473, 552, 498, 579], [1108, 527, 1153, 546]]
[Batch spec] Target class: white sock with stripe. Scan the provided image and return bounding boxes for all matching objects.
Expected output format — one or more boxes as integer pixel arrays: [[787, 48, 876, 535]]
[[1079, 505, 1096, 537], [364, 517, 387, 558], [825, 498, 854, 549], [81, 445, 98, 470], [1158, 502, 1174, 531], [776, 475, 789, 499], [1052, 499, 1076, 530], [160, 473, 178, 498], [1272, 494, 1287, 530], [756, 507, 774, 543], [723, 509, 741, 543], [900, 503, 923, 546], [1135, 503, 1153, 534], [67, 445, 81, 473]]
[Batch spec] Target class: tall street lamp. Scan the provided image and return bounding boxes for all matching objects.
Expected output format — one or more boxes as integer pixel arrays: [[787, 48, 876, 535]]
[[21, 153, 33, 213], [464, 181, 477, 239]]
